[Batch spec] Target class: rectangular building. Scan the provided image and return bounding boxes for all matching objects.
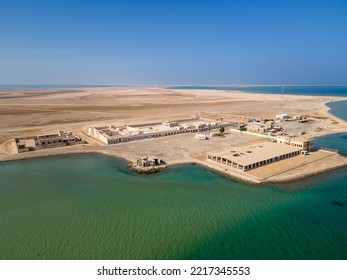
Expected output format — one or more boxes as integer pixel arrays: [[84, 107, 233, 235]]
[[276, 136, 314, 151], [207, 141, 302, 171], [88, 118, 232, 145], [15, 131, 85, 153]]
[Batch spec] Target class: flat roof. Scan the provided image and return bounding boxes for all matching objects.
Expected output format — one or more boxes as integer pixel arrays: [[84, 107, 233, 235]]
[[103, 122, 206, 137], [95, 119, 232, 139], [209, 141, 302, 166], [277, 136, 314, 142]]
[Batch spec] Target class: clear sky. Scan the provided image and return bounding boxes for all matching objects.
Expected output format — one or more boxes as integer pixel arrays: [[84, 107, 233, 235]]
[[1, 0, 346, 85]]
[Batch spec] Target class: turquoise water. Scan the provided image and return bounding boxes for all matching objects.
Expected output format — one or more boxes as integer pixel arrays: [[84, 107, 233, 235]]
[[315, 133, 347, 156], [168, 85, 347, 97], [328, 100, 347, 121], [2, 85, 347, 97], [314, 100, 347, 155], [1, 154, 347, 260]]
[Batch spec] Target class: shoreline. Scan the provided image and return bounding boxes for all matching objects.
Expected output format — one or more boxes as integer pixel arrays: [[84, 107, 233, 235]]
[[1, 144, 347, 187], [324, 99, 347, 124], [0, 89, 347, 187]]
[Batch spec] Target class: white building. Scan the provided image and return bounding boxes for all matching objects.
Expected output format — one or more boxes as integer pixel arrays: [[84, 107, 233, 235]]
[[276, 114, 290, 120], [88, 118, 232, 145]]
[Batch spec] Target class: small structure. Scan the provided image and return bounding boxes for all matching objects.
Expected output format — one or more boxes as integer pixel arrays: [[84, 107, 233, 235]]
[[194, 134, 207, 140], [246, 120, 280, 134], [130, 156, 166, 174], [136, 156, 162, 167], [276, 136, 314, 151], [276, 114, 290, 120]]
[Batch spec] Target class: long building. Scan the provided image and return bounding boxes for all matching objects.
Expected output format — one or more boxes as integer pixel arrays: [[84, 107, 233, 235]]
[[207, 141, 304, 171], [88, 118, 233, 145], [15, 131, 85, 153]]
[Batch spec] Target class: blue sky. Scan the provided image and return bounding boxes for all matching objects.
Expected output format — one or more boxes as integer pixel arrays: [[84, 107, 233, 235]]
[[0, 0, 346, 85]]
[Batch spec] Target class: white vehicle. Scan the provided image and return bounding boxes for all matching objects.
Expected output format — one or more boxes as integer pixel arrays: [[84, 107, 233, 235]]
[[276, 114, 290, 120], [194, 134, 207, 140]]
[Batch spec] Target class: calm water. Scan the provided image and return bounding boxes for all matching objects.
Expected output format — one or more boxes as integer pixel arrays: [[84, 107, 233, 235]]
[[313, 100, 347, 155], [168, 85, 347, 97], [0, 154, 347, 260], [327, 100, 347, 121], [315, 133, 347, 156], [2, 85, 347, 97]]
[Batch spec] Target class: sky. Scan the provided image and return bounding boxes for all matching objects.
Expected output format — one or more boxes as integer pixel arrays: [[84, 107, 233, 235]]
[[0, 0, 346, 85]]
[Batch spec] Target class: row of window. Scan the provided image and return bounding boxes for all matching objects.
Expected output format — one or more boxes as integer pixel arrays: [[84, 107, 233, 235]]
[[105, 126, 226, 144], [208, 150, 301, 171]]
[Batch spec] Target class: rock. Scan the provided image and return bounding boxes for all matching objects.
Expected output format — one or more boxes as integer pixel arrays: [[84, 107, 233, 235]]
[[128, 162, 166, 174]]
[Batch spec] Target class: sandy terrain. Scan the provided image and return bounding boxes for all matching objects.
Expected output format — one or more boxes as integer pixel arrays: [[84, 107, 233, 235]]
[[1, 87, 346, 146], [0, 87, 347, 185]]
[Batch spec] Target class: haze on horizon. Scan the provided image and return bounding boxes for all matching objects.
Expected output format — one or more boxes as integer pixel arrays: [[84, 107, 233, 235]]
[[1, 0, 346, 86]]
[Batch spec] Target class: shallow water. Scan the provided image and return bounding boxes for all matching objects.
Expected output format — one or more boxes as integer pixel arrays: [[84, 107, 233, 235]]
[[0, 154, 346, 259], [327, 100, 347, 122], [168, 85, 347, 97], [315, 133, 347, 156]]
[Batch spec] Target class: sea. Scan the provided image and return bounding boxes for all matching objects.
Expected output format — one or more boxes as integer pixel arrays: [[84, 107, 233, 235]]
[[0, 86, 346, 260], [1, 84, 347, 97], [168, 85, 347, 97]]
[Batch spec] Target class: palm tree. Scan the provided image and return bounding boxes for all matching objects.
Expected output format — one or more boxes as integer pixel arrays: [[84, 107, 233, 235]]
[[219, 127, 225, 134]]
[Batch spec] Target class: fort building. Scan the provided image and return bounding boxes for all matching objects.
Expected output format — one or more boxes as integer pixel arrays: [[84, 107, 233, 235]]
[[15, 131, 85, 153], [88, 117, 233, 145]]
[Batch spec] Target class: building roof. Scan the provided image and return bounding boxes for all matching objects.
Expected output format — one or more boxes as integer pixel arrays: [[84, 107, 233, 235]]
[[209, 141, 301, 166]]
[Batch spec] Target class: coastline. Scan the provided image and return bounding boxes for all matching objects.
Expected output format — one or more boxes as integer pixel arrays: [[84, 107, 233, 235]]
[[0, 88, 347, 187], [324, 99, 347, 125], [1, 143, 347, 186]]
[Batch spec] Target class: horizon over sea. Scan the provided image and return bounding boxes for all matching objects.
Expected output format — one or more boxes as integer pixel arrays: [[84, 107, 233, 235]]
[[1, 84, 347, 97], [167, 85, 347, 97]]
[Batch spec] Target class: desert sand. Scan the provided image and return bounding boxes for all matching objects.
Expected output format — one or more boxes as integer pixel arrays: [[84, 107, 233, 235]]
[[0, 87, 346, 184]]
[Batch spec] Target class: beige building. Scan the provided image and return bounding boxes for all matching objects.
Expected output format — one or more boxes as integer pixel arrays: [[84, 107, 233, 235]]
[[88, 118, 233, 145], [247, 120, 279, 134], [15, 131, 85, 153], [207, 141, 303, 171], [136, 156, 162, 167], [247, 122, 266, 133], [276, 136, 314, 151]]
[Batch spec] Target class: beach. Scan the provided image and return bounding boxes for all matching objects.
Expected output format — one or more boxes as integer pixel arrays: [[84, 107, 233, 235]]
[[1, 87, 347, 184]]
